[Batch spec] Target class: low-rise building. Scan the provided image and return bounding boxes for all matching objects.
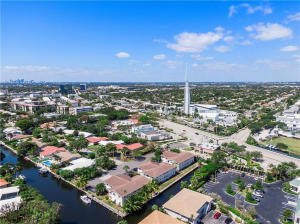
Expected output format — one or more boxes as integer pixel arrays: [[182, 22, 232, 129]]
[[62, 158, 95, 171], [290, 177, 300, 194], [0, 186, 22, 215], [140, 130, 171, 141], [69, 106, 93, 115], [139, 210, 185, 224], [163, 188, 213, 224], [138, 161, 176, 183], [40, 146, 67, 158], [161, 151, 194, 171], [104, 174, 149, 206]]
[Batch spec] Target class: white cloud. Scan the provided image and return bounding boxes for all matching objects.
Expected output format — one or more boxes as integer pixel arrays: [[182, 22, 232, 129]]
[[229, 4, 272, 17], [167, 30, 224, 53], [224, 36, 234, 42], [287, 12, 300, 23], [255, 59, 290, 70], [195, 62, 245, 71], [280, 45, 299, 52], [214, 45, 230, 53], [164, 60, 182, 69], [190, 54, 214, 61], [153, 54, 166, 60], [192, 63, 199, 68], [246, 23, 292, 41], [116, 52, 130, 58], [241, 40, 252, 45], [3, 65, 50, 72]]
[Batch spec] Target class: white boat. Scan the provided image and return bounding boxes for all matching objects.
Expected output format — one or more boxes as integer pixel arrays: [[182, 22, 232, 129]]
[[39, 167, 48, 174], [80, 195, 91, 204], [17, 174, 26, 180]]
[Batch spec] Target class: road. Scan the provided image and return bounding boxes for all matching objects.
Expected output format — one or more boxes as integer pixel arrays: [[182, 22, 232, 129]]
[[159, 119, 300, 168]]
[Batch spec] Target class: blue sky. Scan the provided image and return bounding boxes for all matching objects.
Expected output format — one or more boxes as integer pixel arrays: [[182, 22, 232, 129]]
[[1, 1, 300, 82]]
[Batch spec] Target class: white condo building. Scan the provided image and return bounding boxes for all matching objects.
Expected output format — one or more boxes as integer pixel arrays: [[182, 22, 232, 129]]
[[184, 65, 190, 115]]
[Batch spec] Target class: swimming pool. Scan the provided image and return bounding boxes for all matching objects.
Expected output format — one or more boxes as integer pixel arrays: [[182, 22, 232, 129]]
[[43, 160, 52, 166]]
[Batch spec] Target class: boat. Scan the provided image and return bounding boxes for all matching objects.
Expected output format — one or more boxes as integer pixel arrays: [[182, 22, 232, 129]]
[[80, 195, 91, 204], [16, 174, 26, 180], [39, 167, 48, 174]]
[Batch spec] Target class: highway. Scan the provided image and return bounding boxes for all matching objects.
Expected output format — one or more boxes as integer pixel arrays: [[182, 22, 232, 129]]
[[159, 119, 300, 168]]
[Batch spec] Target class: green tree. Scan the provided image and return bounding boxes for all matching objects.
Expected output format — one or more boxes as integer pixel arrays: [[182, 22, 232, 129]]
[[17, 141, 39, 156], [95, 183, 106, 196], [283, 208, 292, 221], [123, 165, 130, 173], [15, 119, 35, 133]]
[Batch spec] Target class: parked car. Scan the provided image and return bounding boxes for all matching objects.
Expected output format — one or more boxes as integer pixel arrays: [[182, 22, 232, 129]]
[[195, 132, 199, 135], [225, 217, 233, 224], [214, 212, 221, 219], [253, 192, 263, 198], [247, 184, 252, 188], [253, 196, 260, 202], [254, 189, 264, 194]]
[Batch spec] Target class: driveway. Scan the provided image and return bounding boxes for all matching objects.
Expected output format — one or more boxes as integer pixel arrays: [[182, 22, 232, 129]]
[[201, 210, 236, 224], [87, 152, 154, 189], [204, 171, 296, 224]]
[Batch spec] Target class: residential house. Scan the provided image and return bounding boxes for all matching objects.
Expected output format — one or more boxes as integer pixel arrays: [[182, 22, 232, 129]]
[[86, 136, 109, 145], [139, 210, 185, 224], [69, 106, 93, 115], [163, 188, 213, 224], [40, 146, 66, 158], [104, 174, 149, 206], [0, 186, 22, 215], [161, 151, 194, 171], [138, 161, 176, 183], [62, 158, 95, 171], [54, 151, 81, 163], [0, 179, 8, 189]]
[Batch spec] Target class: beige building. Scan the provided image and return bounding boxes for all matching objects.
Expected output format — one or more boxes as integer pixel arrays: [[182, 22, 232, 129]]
[[163, 188, 213, 224], [139, 210, 184, 224], [161, 151, 194, 171], [138, 161, 176, 183]]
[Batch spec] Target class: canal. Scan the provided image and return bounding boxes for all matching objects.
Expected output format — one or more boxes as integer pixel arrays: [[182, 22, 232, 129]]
[[0, 146, 194, 224]]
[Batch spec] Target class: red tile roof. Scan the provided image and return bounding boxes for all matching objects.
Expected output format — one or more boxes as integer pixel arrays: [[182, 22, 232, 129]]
[[11, 134, 31, 140], [116, 143, 143, 151], [129, 119, 139, 124], [40, 146, 66, 157], [86, 137, 108, 143], [0, 179, 8, 187], [127, 143, 143, 151]]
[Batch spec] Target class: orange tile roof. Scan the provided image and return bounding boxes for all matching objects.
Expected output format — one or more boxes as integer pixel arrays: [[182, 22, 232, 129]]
[[127, 143, 143, 151], [40, 146, 66, 157], [86, 137, 108, 143], [0, 179, 8, 187]]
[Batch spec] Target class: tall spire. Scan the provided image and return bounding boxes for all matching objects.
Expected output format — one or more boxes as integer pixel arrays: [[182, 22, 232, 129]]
[[184, 63, 190, 115]]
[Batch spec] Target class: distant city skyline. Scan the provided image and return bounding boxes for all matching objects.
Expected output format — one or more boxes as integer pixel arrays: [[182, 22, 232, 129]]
[[1, 1, 300, 82]]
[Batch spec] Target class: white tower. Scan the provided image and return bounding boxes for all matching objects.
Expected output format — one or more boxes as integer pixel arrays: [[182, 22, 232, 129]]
[[184, 64, 190, 115]]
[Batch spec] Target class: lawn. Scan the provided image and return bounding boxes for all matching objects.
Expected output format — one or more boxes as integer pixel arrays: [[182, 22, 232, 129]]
[[264, 136, 300, 156]]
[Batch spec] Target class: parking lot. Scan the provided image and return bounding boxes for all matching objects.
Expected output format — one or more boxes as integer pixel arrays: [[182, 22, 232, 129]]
[[201, 210, 236, 224], [204, 171, 297, 224]]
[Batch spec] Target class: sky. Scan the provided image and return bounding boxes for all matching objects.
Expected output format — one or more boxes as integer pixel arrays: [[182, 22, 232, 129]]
[[1, 1, 300, 82]]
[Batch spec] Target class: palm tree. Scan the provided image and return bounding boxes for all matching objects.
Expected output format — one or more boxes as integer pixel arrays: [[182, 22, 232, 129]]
[[123, 165, 130, 173]]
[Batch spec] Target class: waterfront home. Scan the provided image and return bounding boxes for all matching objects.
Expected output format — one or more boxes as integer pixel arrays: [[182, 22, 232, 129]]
[[40, 146, 67, 158], [290, 177, 300, 194], [163, 188, 213, 224], [161, 151, 194, 171], [62, 158, 95, 171], [63, 129, 93, 138], [138, 161, 176, 183], [104, 174, 149, 206], [0, 179, 8, 189], [139, 210, 185, 224], [0, 186, 22, 215], [86, 137, 108, 145]]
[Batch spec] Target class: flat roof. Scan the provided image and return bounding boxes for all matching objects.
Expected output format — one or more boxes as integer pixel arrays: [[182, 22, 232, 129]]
[[163, 188, 213, 219], [0, 186, 19, 195], [290, 177, 300, 187], [138, 210, 184, 224]]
